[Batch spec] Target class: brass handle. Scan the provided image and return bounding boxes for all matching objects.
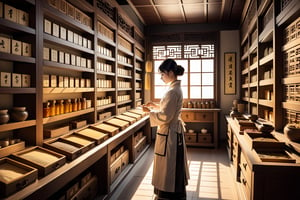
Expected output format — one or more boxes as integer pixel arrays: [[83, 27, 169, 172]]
[[203, 114, 206, 118]]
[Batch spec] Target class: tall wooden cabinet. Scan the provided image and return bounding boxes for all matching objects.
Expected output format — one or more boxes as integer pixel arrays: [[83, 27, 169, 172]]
[[240, 0, 299, 130], [0, 0, 149, 199]]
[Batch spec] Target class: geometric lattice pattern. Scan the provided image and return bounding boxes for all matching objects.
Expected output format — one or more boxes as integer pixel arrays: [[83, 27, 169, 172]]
[[153, 44, 214, 59], [153, 45, 182, 59], [184, 44, 214, 59]]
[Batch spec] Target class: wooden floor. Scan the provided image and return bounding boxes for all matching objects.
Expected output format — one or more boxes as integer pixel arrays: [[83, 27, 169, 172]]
[[108, 143, 239, 200]]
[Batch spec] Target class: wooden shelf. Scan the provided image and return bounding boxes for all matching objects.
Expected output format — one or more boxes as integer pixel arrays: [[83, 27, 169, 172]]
[[282, 37, 300, 51], [97, 103, 116, 111], [259, 20, 273, 43], [0, 120, 36, 132], [0, 52, 35, 63], [282, 75, 300, 84], [259, 52, 273, 66], [282, 101, 300, 112], [259, 78, 274, 86], [0, 18, 35, 35], [258, 99, 273, 107], [97, 34, 116, 47], [0, 88, 36, 94], [43, 61, 94, 73], [118, 46, 134, 57], [43, 108, 95, 124], [97, 88, 116, 92], [44, 87, 95, 94]]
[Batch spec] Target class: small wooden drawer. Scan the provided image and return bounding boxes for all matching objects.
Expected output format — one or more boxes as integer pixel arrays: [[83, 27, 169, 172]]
[[134, 136, 147, 160], [240, 171, 251, 200], [122, 111, 142, 120], [194, 112, 213, 122], [120, 150, 129, 171], [104, 118, 130, 130], [110, 156, 122, 183], [70, 120, 87, 129], [181, 112, 194, 122], [198, 134, 212, 143], [43, 138, 88, 161], [11, 146, 66, 177], [184, 132, 197, 143], [240, 152, 252, 185], [134, 131, 144, 146], [44, 125, 70, 138], [92, 123, 119, 137], [0, 158, 38, 197], [98, 111, 112, 121], [71, 176, 98, 200], [115, 114, 136, 124], [75, 127, 108, 145]]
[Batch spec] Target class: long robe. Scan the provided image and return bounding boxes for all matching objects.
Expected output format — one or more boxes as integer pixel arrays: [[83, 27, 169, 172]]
[[149, 80, 189, 192]]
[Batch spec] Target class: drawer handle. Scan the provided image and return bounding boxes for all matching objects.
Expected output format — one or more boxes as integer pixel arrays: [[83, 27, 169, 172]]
[[242, 178, 247, 185], [54, 163, 60, 169], [17, 179, 29, 189], [115, 166, 120, 174], [203, 114, 206, 118], [186, 114, 189, 118]]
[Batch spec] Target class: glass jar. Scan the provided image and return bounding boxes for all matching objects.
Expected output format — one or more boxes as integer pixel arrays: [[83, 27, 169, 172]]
[[55, 100, 60, 115], [64, 99, 70, 113], [43, 102, 50, 118], [59, 100, 64, 114], [81, 98, 87, 109], [77, 98, 82, 111], [49, 100, 56, 117], [72, 98, 78, 112]]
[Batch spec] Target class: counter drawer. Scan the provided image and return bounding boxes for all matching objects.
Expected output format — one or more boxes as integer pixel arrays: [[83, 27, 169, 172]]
[[194, 112, 213, 122], [181, 112, 194, 122], [240, 152, 252, 184], [110, 157, 122, 183], [240, 170, 251, 200], [184, 132, 197, 143]]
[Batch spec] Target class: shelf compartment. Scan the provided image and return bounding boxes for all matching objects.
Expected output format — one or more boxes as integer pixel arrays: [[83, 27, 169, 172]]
[[0, 18, 35, 35], [44, 34, 94, 55], [43, 108, 94, 125], [259, 21, 273, 43], [43, 61, 94, 73], [259, 79, 274, 86], [259, 99, 274, 107], [0, 141, 25, 158], [97, 103, 116, 111], [259, 52, 273, 66]]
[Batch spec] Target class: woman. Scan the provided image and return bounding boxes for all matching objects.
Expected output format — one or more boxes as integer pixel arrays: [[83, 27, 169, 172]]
[[142, 59, 189, 200]]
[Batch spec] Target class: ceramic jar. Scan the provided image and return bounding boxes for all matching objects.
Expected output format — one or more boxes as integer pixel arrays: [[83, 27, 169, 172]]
[[284, 124, 300, 142], [0, 109, 9, 124], [10, 107, 28, 122]]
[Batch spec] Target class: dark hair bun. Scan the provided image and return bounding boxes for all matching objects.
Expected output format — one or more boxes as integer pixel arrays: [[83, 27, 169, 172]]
[[175, 65, 184, 76]]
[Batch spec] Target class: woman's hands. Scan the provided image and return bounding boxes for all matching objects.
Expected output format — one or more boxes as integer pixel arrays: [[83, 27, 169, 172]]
[[142, 101, 159, 112]]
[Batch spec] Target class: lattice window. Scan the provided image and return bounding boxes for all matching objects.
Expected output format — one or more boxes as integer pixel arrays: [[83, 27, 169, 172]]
[[153, 45, 182, 60]]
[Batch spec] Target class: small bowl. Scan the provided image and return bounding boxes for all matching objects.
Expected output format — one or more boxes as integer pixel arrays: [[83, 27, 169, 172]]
[[188, 129, 194, 133], [201, 128, 208, 134]]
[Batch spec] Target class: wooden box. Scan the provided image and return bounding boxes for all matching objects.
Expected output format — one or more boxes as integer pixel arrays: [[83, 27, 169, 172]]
[[0, 158, 38, 197], [11, 146, 66, 177], [0, 141, 25, 158], [120, 150, 129, 171], [11, 40, 22, 55], [22, 42, 31, 57], [115, 114, 136, 124], [44, 125, 70, 138], [61, 133, 95, 151], [184, 132, 196, 143], [22, 74, 30, 87], [71, 176, 98, 200], [4, 4, 17, 23], [12, 73, 22, 87], [133, 136, 146, 160], [0, 36, 10, 53], [244, 131, 285, 149], [43, 138, 88, 161], [92, 123, 119, 137], [0, 72, 11, 87], [104, 118, 129, 130], [98, 112, 112, 120], [44, 19, 52, 34], [75, 127, 108, 145], [255, 148, 296, 163], [110, 156, 122, 183], [43, 47, 50, 60], [70, 120, 87, 129], [122, 111, 142, 120], [198, 134, 212, 143]]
